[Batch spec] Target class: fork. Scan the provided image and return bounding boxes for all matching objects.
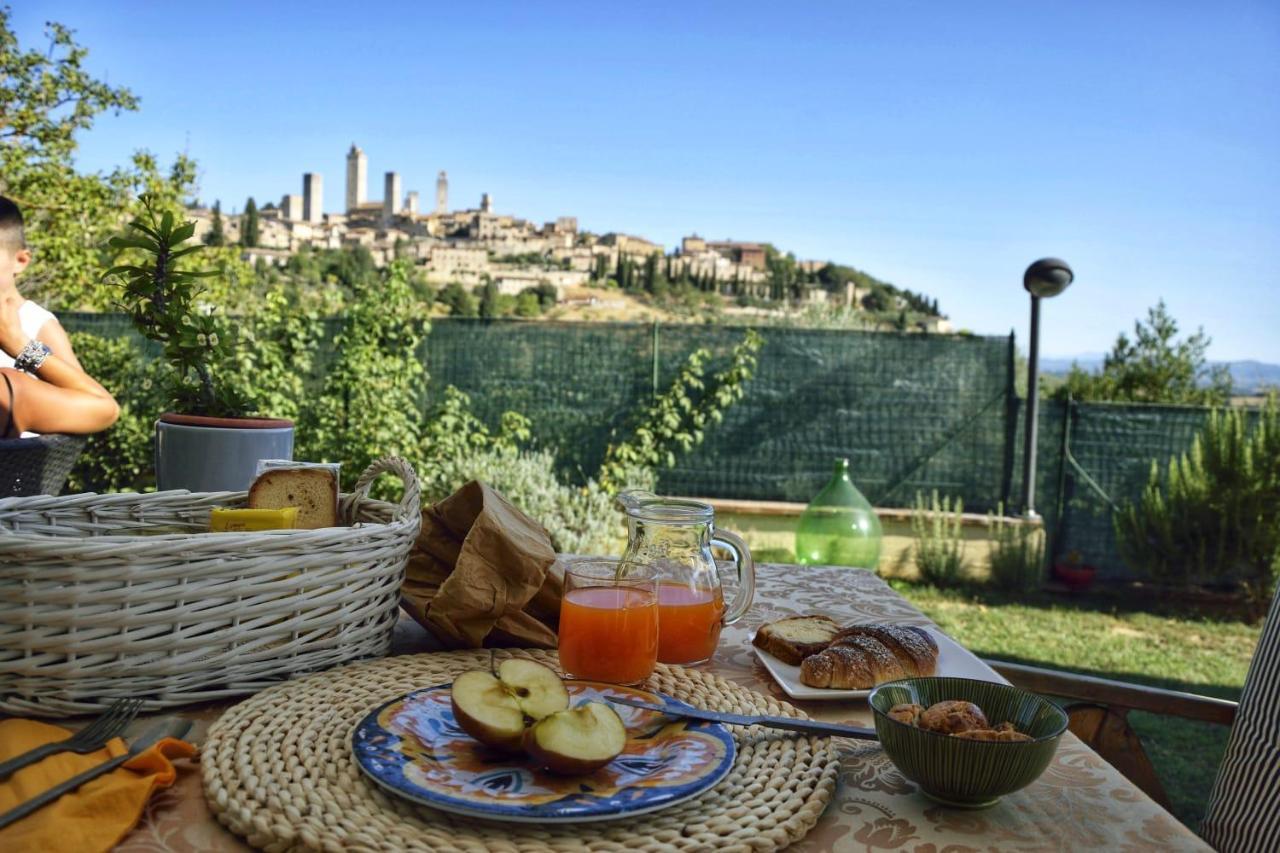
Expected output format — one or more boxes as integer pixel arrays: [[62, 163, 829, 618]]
[[0, 698, 144, 781]]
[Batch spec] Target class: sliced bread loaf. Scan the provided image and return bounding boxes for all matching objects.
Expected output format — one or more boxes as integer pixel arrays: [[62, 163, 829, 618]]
[[247, 468, 338, 529], [752, 614, 839, 665]]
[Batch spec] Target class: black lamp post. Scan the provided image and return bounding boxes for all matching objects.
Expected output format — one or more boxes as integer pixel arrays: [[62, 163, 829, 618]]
[[1021, 258, 1074, 518]]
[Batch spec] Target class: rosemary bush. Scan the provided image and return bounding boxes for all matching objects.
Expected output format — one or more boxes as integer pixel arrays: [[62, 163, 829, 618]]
[[911, 490, 966, 587], [987, 503, 1045, 592], [1114, 399, 1279, 609], [422, 445, 654, 555]]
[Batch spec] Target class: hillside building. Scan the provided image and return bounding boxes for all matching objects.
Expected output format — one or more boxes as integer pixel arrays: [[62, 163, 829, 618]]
[[281, 193, 303, 222], [707, 240, 767, 271]]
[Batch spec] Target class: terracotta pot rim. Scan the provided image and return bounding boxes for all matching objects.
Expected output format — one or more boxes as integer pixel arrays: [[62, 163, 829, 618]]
[[159, 412, 294, 430]]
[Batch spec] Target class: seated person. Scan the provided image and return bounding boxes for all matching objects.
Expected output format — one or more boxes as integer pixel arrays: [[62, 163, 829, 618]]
[[0, 196, 119, 438]]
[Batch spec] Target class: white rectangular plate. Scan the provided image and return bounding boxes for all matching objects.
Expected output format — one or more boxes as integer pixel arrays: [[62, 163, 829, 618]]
[[750, 627, 1001, 700]]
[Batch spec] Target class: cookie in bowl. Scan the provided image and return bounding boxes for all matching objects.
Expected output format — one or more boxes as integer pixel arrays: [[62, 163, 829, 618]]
[[868, 676, 1068, 808]]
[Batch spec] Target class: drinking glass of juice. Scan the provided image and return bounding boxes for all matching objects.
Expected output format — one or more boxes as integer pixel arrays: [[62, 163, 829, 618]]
[[558, 560, 660, 686]]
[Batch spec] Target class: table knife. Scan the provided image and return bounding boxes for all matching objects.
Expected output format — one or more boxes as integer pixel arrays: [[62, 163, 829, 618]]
[[607, 697, 877, 740], [0, 718, 193, 831]]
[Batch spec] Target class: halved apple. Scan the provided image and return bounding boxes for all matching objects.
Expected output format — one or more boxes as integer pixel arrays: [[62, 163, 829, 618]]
[[523, 701, 628, 774], [449, 659, 569, 752]]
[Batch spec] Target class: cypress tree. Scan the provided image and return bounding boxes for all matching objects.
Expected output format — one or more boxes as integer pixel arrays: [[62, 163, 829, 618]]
[[644, 254, 658, 294], [479, 279, 500, 318], [204, 200, 226, 246], [241, 197, 260, 248]]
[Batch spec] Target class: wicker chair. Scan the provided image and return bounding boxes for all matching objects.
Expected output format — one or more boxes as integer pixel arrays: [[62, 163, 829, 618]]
[[0, 434, 87, 497]]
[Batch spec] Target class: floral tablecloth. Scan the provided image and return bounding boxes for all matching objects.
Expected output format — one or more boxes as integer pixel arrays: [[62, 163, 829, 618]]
[[112, 563, 1209, 852]]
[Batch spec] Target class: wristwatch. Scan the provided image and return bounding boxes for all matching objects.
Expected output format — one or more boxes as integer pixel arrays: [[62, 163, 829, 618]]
[[14, 339, 52, 374]]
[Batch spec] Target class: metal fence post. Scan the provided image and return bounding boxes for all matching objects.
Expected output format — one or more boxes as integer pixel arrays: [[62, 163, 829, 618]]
[[651, 320, 660, 398], [1001, 330, 1018, 508], [1051, 392, 1074, 565]]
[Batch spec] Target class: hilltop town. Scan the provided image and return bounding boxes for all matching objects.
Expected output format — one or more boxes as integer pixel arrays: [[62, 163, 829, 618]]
[[191, 144, 950, 329]]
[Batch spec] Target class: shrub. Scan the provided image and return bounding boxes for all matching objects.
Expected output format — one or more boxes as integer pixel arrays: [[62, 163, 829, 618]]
[[222, 288, 320, 426], [418, 386, 530, 498], [987, 503, 1044, 592], [911, 490, 966, 586], [299, 260, 426, 489], [65, 332, 167, 492], [1114, 399, 1279, 609], [422, 445, 654, 555]]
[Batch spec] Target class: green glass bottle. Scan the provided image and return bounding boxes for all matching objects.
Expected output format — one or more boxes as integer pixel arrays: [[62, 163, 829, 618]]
[[795, 458, 882, 570]]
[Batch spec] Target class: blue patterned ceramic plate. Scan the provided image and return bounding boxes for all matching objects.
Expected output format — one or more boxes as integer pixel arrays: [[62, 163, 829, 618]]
[[351, 680, 737, 823]]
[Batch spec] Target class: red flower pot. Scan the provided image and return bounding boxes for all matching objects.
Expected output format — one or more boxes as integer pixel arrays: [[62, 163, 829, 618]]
[[1053, 562, 1097, 592]]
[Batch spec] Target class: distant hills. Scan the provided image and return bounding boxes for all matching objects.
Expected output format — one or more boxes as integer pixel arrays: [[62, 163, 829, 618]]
[[1041, 356, 1280, 395]]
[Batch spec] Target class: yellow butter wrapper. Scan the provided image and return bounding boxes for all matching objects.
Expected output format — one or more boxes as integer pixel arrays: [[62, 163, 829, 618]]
[[210, 507, 299, 532]]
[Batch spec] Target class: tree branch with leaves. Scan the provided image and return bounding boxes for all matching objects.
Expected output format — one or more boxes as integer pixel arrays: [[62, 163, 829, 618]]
[[598, 329, 763, 491]]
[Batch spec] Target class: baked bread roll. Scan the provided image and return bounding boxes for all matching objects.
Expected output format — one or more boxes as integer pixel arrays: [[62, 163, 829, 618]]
[[888, 703, 926, 725], [800, 634, 906, 689], [953, 727, 1032, 742], [752, 615, 839, 665], [833, 625, 938, 676], [919, 700, 988, 734], [248, 468, 339, 529]]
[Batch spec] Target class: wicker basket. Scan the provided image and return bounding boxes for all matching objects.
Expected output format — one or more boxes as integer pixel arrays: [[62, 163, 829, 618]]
[[0, 456, 420, 716]]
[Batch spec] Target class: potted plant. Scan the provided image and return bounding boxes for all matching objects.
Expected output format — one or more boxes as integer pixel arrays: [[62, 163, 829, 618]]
[[105, 195, 293, 492], [1052, 550, 1098, 592]]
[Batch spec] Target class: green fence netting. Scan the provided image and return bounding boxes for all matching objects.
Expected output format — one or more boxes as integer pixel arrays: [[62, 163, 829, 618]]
[[59, 313, 1222, 583], [1053, 402, 1214, 581]]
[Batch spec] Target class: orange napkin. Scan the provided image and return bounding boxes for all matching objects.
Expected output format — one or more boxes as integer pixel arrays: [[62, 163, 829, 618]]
[[0, 718, 197, 853]]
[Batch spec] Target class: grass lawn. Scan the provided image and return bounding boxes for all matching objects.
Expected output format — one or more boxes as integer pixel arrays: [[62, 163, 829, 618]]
[[888, 579, 1262, 834]]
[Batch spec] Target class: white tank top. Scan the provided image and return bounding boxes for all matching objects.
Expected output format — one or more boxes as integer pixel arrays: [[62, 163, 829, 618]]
[[0, 299, 56, 370]]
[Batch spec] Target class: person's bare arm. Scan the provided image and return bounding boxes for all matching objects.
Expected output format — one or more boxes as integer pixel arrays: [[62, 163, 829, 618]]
[[0, 293, 119, 434], [36, 317, 84, 371], [2, 367, 119, 435]]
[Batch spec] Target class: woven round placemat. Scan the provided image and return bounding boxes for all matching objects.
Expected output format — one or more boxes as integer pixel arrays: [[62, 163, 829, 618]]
[[203, 649, 840, 852]]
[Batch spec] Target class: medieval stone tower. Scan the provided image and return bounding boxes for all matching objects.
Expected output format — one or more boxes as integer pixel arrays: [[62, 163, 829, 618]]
[[346, 144, 368, 213], [302, 173, 323, 223], [384, 172, 401, 222], [436, 171, 448, 214]]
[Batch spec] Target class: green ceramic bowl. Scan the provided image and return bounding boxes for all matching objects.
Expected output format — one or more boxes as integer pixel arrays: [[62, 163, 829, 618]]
[[868, 676, 1069, 808]]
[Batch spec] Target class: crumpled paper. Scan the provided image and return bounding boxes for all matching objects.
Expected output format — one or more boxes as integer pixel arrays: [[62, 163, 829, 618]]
[[401, 480, 562, 649]]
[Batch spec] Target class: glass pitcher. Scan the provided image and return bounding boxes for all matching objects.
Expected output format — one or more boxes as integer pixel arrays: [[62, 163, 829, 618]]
[[616, 491, 755, 666]]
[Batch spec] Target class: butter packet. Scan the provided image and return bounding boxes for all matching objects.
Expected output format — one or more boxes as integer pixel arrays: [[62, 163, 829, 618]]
[[210, 507, 299, 532]]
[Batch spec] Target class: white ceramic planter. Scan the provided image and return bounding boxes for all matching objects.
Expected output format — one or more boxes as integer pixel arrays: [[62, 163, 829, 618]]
[[155, 413, 295, 493]]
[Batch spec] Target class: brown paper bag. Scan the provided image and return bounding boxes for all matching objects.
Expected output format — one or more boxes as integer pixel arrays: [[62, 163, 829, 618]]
[[401, 480, 562, 649]]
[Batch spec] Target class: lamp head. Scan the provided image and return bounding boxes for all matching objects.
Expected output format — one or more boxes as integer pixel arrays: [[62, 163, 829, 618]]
[[1023, 258, 1073, 298]]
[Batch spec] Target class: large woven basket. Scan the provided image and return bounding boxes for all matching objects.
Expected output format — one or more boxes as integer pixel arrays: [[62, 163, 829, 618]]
[[0, 456, 420, 717]]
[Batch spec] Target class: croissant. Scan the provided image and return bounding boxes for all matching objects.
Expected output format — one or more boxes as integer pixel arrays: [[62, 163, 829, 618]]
[[832, 625, 939, 677], [800, 634, 906, 689]]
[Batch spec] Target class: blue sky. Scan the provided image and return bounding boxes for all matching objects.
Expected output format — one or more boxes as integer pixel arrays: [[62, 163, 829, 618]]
[[15, 1, 1280, 360]]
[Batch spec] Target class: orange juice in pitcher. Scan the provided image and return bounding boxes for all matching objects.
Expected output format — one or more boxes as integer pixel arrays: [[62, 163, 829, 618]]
[[656, 583, 725, 665], [616, 492, 755, 666]]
